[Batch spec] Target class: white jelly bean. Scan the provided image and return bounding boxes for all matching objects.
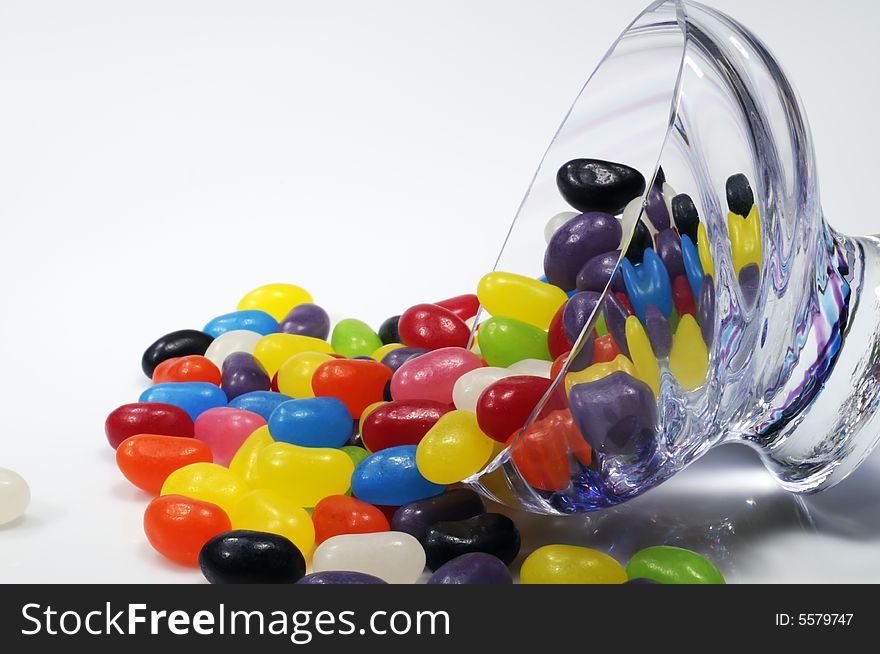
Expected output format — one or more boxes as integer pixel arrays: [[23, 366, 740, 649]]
[[0, 468, 30, 525], [452, 366, 517, 412], [312, 532, 426, 584], [508, 358, 553, 378], [204, 329, 263, 368], [544, 211, 579, 244]]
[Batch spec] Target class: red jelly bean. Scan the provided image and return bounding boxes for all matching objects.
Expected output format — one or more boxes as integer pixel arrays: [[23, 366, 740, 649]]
[[476, 375, 562, 443], [312, 359, 393, 419], [547, 303, 572, 359], [311, 495, 390, 545], [550, 351, 570, 380], [361, 400, 452, 452], [593, 334, 622, 364], [271, 371, 280, 392], [143, 494, 231, 566], [398, 303, 470, 350], [508, 409, 592, 492], [152, 355, 221, 386], [117, 434, 213, 494], [672, 275, 696, 317], [434, 294, 480, 320], [615, 292, 634, 315], [105, 402, 194, 449]]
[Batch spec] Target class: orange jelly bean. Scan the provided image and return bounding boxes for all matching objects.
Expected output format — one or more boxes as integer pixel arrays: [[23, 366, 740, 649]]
[[143, 494, 231, 566], [593, 334, 622, 364], [312, 359, 393, 419], [507, 410, 592, 492], [311, 495, 390, 545], [152, 355, 222, 386], [116, 434, 213, 494]]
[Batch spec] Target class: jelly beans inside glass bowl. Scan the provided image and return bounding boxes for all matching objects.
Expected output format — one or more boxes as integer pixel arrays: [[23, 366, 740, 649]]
[[468, 0, 880, 514]]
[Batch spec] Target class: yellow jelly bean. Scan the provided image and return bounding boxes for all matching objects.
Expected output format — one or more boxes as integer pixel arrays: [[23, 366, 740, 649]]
[[255, 442, 354, 508], [160, 462, 249, 514], [230, 488, 315, 555], [371, 342, 405, 361], [520, 545, 628, 584], [276, 351, 334, 398], [477, 271, 568, 330], [625, 315, 660, 397], [229, 426, 274, 484], [728, 205, 762, 274], [669, 314, 709, 390], [564, 354, 636, 396], [697, 222, 714, 278], [252, 334, 333, 377], [237, 283, 313, 321], [415, 410, 495, 485]]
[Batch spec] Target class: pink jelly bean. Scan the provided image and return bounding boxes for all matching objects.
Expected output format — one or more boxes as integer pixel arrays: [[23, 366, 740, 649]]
[[390, 347, 484, 405], [193, 407, 267, 466]]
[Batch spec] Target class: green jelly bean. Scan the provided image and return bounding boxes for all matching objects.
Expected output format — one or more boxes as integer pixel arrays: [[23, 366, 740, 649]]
[[626, 546, 725, 584], [341, 445, 369, 467], [595, 312, 608, 337], [331, 319, 383, 358], [479, 316, 552, 368]]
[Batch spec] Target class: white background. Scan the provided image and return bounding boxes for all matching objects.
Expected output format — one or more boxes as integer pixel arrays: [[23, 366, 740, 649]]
[[1, 0, 879, 583]]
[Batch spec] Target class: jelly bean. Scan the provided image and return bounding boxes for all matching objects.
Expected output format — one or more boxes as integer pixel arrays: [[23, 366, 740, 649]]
[[390, 489, 485, 542], [739, 262, 760, 308], [256, 442, 354, 507], [237, 283, 313, 321], [644, 182, 670, 231], [391, 347, 483, 405], [520, 545, 627, 584], [562, 291, 601, 348], [626, 545, 725, 584], [681, 233, 705, 300], [312, 358, 392, 419], [698, 275, 715, 346], [331, 318, 383, 358], [669, 313, 709, 390], [544, 211, 622, 290], [423, 513, 520, 570], [476, 375, 557, 442], [398, 303, 470, 350], [729, 206, 761, 275], [625, 315, 660, 396], [142, 329, 214, 378], [726, 172, 754, 217], [576, 250, 625, 293], [228, 426, 274, 484], [625, 219, 653, 264], [547, 303, 573, 360], [621, 249, 673, 324], [383, 379, 394, 401], [230, 488, 315, 554], [508, 358, 553, 378], [341, 445, 370, 468], [450, 367, 512, 412], [203, 329, 263, 370], [380, 346, 428, 372], [371, 343, 404, 363], [143, 495, 231, 566], [593, 333, 622, 364], [544, 211, 579, 244], [477, 272, 568, 330], [556, 158, 646, 214], [416, 410, 495, 484], [568, 371, 656, 456], [199, 530, 306, 584], [0, 468, 30, 525], [203, 310, 278, 338], [268, 397, 352, 448], [671, 274, 696, 318], [193, 406, 267, 466], [697, 221, 714, 278], [427, 552, 513, 585], [296, 571, 387, 584], [312, 495, 390, 544], [351, 445, 444, 506], [117, 434, 213, 494], [656, 228, 685, 280], [378, 315, 401, 345], [278, 303, 330, 340], [360, 400, 450, 452], [152, 355, 222, 386], [602, 293, 630, 359], [434, 293, 480, 320], [312, 531, 426, 584], [252, 333, 333, 377], [273, 352, 330, 399], [672, 193, 699, 242], [221, 351, 270, 401], [508, 409, 591, 491], [105, 402, 194, 449], [478, 317, 551, 368], [227, 390, 292, 421], [625, 577, 660, 584], [161, 462, 249, 514], [643, 304, 672, 359], [564, 354, 636, 396], [140, 382, 227, 421]]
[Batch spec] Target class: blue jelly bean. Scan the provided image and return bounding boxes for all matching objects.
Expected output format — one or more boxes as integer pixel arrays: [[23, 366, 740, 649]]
[[620, 248, 673, 323], [268, 397, 353, 448], [351, 445, 445, 506], [203, 310, 278, 338], [139, 382, 227, 421], [227, 391, 292, 421], [681, 234, 705, 300]]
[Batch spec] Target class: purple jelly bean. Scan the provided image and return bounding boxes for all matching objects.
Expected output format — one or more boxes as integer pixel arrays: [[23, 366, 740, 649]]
[[576, 250, 625, 294], [544, 212, 622, 291], [568, 371, 657, 456], [655, 229, 685, 280], [296, 571, 387, 585], [644, 183, 670, 231], [739, 263, 760, 309], [562, 291, 602, 344], [381, 347, 429, 372], [221, 352, 270, 401], [625, 577, 660, 584], [427, 553, 513, 585], [278, 303, 331, 340], [391, 489, 485, 542], [603, 292, 630, 358], [644, 304, 672, 359], [698, 275, 715, 346]]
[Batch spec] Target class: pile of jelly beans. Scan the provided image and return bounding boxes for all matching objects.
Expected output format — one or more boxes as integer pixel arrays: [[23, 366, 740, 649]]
[[104, 156, 735, 584]]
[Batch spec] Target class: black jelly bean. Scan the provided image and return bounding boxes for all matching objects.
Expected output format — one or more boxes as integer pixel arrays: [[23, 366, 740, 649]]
[[198, 530, 305, 584], [556, 158, 646, 215], [141, 329, 214, 378], [422, 513, 521, 571], [726, 173, 754, 217], [671, 193, 699, 242], [378, 315, 402, 345], [383, 378, 394, 402], [391, 488, 486, 542], [625, 220, 654, 264]]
